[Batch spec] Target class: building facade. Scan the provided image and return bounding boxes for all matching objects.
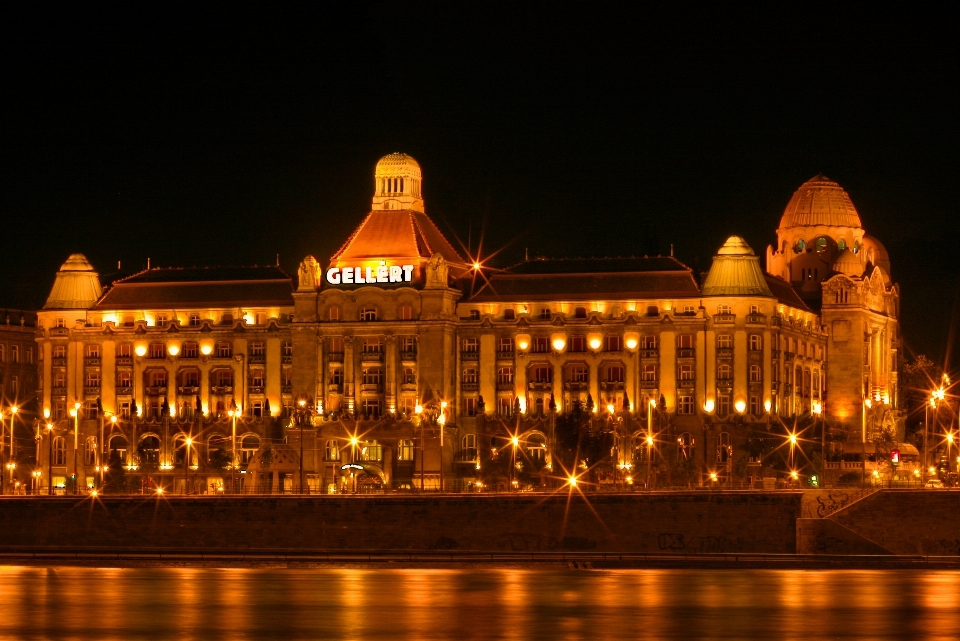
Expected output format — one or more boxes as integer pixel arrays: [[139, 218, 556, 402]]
[[30, 157, 900, 493]]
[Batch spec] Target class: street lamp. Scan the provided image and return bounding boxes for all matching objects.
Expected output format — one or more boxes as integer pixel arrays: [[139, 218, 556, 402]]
[[296, 399, 308, 494], [184, 437, 192, 495], [437, 408, 446, 493], [228, 403, 240, 494], [45, 411, 54, 496], [8, 405, 17, 494], [646, 399, 656, 490], [510, 434, 519, 491], [813, 401, 824, 487], [70, 402, 81, 494]]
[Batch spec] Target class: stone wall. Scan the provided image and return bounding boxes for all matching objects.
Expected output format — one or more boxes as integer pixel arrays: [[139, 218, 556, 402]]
[[0, 491, 801, 554]]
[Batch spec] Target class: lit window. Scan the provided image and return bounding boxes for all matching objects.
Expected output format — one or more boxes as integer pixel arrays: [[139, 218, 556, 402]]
[[250, 342, 265, 356], [182, 342, 198, 358], [532, 337, 549, 353], [749, 365, 762, 383], [468, 309, 480, 320], [400, 305, 414, 320], [539, 308, 551, 320], [462, 368, 478, 383], [150, 343, 165, 359], [215, 342, 232, 358], [328, 306, 341, 321], [749, 334, 762, 351], [497, 337, 513, 354], [678, 397, 694, 415], [189, 313, 201, 327], [462, 338, 479, 353], [605, 364, 624, 383], [641, 335, 658, 350], [398, 439, 415, 461], [717, 334, 733, 349], [568, 335, 586, 352], [678, 364, 694, 381], [155, 314, 168, 327], [604, 335, 622, 351], [497, 367, 514, 385], [359, 307, 378, 321], [325, 440, 340, 461]]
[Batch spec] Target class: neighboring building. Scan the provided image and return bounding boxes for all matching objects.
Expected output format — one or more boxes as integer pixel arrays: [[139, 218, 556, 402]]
[[1, 308, 39, 493], [32, 158, 899, 493]]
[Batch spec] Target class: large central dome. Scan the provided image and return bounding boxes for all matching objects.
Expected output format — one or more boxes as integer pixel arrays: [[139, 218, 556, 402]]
[[779, 174, 862, 230]]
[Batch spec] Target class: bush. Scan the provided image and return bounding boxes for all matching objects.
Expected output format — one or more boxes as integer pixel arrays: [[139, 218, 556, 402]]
[[838, 471, 863, 487]]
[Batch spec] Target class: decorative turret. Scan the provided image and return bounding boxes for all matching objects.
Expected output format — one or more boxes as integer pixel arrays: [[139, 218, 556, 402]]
[[371, 153, 424, 213], [702, 236, 773, 296]]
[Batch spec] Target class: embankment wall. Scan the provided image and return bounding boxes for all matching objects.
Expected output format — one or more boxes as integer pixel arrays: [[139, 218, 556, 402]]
[[0, 492, 801, 554]]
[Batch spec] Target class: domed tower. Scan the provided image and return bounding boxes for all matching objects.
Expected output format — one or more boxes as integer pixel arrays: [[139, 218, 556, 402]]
[[43, 253, 102, 309], [766, 176, 902, 434], [765, 175, 868, 303], [371, 152, 424, 213]]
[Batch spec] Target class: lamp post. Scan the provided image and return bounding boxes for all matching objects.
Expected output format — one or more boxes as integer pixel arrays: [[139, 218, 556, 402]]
[[46, 414, 54, 496], [646, 399, 655, 489], [510, 435, 519, 491], [70, 402, 81, 494], [228, 404, 239, 494], [415, 403, 424, 491], [8, 405, 17, 493], [438, 402, 447, 493], [813, 401, 824, 487], [349, 436, 359, 494], [297, 399, 307, 494], [185, 437, 192, 495]]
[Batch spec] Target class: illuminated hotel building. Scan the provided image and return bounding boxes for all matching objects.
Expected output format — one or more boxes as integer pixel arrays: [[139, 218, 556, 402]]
[[32, 156, 898, 491]]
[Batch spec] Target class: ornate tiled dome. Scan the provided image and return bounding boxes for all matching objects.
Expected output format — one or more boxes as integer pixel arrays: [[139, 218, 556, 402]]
[[779, 175, 862, 230]]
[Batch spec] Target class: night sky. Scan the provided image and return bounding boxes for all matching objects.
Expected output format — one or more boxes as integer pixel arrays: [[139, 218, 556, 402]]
[[2, 3, 957, 367]]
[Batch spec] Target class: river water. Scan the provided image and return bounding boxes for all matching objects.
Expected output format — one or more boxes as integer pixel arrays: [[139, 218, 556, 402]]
[[1, 566, 958, 640]]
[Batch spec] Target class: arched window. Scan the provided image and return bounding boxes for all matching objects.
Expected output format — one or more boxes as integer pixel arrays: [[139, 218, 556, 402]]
[[140, 435, 160, 464], [678, 432, 695, 460], [328, 306, 341, 321], [360, 440, 382, 461], [527, 433, 546, 461], [173, 435, 188, 465], [716, 432, 731, 463], [53, 437, 66, 466], [749, 365, 762, 383], [109, 435, 128, 464], [359, 306, 378, 321], [717, 364, 732, 381], [574, 307, 587, 319], [399, 304, 413, 320], [240, 435, 260, 464]]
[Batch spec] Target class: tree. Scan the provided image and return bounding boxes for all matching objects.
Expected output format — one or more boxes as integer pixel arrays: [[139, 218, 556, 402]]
[[209, 447, 233, 476], [554, 402, 606, 475]]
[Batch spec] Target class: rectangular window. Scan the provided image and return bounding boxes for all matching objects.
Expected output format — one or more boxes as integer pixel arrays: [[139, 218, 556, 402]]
[[532, 365, 552, 383], [462, 338, 479, 353], [678, 364, 694, 381], [250, 342, 264, 356], [717, 334, 733, 349], [398, 439, 414, 461], [85, 372, 100, 388], [717, 394, 730, 416], [570, 365, 588, 383], [568, 335, 586, 352], [150, 343, 165, 359], [402, 367, 416, 385], [642, 365, 657, 381], [86, 344, 100, 358], [26, 347, 34, 364], [497, 367, 514, 385], [181, 370, 199, 387], [282, 368, 293, 385], [539, 308, 551, 320], [330, 368, 343, 385], [11, 345, 20, 363], [462, 368, 478, 383], [605, 335, 622, 351], [53, 372, 66, 388], [0, 345, 4, 362], [497, 337, 513, 354], [119, 401, 131, 418], [678, 396, 694, 414], [155, 314, 168, 327], [641, 335, 658, 350], [282, 341, 293, 357], [532, 337, 549, 353], [463, 397, 478, 416], [498, 396, 514, 417], [605, 364, 624, 383], [749, 334, 763, 351], [361, 399, 381, 418], [749, 396, 762, 416], [216, 342, 232, 358], [182, 342, 198, 358], [329, 337, 344, 355], [362, 368, 382, 385], [115, 343, 131, 358], [117, 370, 132, 388], [54, 345, 66, 358], [749, 365, 763, 383], [362, 338, 382, 354], [678, 334, 694, 349], [189, 313, 201, 326], [401, 337, 416, 353], [251, 370, 264, 387]]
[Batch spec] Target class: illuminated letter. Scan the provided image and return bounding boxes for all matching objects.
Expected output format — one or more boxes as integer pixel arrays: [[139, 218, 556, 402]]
[[402, 265, 414, 282], [342, 267, 354, 284], [355, 267, 365, 284], [389, 266, 402, 282], [326, 268, 341, 285], [376, 266, 388, 283], [365, 266, 375, 283]]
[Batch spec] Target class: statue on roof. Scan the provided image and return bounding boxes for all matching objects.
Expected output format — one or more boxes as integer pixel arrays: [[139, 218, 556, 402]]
[[425, 253, 448, 289], [297, 256, 321, 291]]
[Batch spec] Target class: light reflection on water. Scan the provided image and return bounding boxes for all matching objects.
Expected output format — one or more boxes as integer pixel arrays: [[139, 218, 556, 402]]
[[1, 566, 959, 640]]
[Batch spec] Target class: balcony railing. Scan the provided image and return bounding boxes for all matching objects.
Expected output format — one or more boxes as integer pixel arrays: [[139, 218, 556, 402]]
[[248, 386, 265, 395], [50, 327, 69, 337], [677, 348, 695, 358], [177, 386, 199, 395], [211, 386, 233, 395], [360, 383, 382, 393], [461, 351, 479, 361], [248, 354, 266, 364], [281, 384, 292, 394], [52, 357, 66, 367], [146, 386, 167, 395], [84, 357, 101, 366], [115, 356, 133, 366], [527, 381, 552, 391], [496, 381, 514, 391], [677, 377, 696, 388], [746, 313, 766, 324], [84, 386, 100, 395], [328, 352, 344, 363], [564, 381, 588, 391], [640, 349, 658, 358], [360, 352, 383, 362], [327, 384, 343, 394], [400, 351, 417, 362], [115, 387, 132, 396], [400, 382, 417, 392], [713, 313, 736, 324], [496, 350, 514, 360], [600, 381, 624, 391], [716, 348, 733, 359], [640, 379, 659, 389], [281, 354, 293, 364], [461, 381, 479, 391]]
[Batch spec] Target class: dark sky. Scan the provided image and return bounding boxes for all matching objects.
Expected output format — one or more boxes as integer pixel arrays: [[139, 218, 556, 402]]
[[2, 3, 958, 368]]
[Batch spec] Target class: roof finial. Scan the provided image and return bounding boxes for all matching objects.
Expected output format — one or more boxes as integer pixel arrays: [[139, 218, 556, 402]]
[[670, 243, 674, 257]]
